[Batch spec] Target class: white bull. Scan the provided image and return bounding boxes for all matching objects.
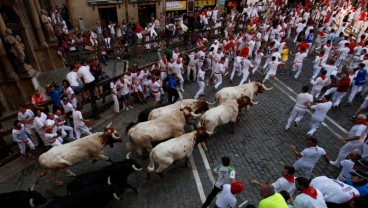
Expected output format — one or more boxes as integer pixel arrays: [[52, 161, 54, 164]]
[[38, 123, 121, 185], [148, 99, 211, 120], [146, 127, 211, 178], [128, 107, 200, 156], [201, 97, 252, 134], [215, 81, 272, 104]]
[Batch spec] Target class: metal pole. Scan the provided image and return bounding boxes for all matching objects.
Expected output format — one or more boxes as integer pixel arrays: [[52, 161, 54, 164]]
[[125, 0, 129, 21]]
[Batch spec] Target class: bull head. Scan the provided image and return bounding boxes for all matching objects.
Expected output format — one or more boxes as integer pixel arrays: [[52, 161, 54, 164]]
[[195, 100, 210, 114], [195, 127, 211, 144]]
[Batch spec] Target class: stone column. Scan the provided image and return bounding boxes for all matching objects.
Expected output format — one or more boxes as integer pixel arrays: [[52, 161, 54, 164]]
[[27, 0, 48, 47], [33, 0, 42, 15], [49, 0, 56, 8], [0, 15, 18, 80]]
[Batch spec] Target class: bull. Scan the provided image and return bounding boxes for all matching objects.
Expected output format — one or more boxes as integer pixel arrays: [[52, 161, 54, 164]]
[[66, 152, 142, 195], [128, 107, 201, 157], [215, 81, 272, 104], [147, 127, 211, 178], [45, 184, 124, 208], [148, 99, 211, 120], [38, 123, 122, 185], [0, 184, 47, 208], [200, 97, 252, 134]]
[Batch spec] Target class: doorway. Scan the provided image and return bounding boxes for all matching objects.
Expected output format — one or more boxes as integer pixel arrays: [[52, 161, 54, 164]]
[[138, 4, 156, 27], [98, 7, 118, 28]]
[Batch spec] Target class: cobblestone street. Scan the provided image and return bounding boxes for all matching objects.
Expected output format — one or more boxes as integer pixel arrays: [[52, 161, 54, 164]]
[[0, 38, 365, 207]]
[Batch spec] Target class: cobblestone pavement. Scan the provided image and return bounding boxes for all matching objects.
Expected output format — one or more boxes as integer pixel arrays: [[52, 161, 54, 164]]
[[0, 37, 366, 207]]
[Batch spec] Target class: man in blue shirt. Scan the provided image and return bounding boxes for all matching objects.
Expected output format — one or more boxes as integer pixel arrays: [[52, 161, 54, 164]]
[[345, 170, 368, 197], [346, 63, 367, 106], [167, 73, 179, 103], [47, 82, 62, 113]]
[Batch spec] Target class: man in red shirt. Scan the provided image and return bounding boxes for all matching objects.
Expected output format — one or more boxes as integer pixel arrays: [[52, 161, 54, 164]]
[[354, 9, 367, 33], [330, 72, 351, 109], [239, 45, 249, 58]]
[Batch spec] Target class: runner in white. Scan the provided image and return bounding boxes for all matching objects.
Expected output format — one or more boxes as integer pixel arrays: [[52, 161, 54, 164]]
[[307, 95, 332, 136]]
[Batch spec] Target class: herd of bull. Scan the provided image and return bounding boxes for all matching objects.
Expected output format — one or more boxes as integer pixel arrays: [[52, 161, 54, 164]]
[[0, 81, 271, 208]]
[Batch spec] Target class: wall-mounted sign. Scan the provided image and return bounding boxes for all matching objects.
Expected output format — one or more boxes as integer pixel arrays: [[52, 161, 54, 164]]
[[166, 1, 187, 11], [195, 0, 216, 7]]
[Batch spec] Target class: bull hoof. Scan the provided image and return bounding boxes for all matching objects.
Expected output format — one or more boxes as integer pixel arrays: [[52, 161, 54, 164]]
[[55, 181, 64, 186]]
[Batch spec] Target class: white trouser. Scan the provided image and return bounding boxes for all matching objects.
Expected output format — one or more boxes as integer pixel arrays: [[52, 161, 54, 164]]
[[49, 137, 63, 146], [292, 63, 303, 78], [214, 73, 222, 89], [136, 33, 143, 39], [307, 115, 325, 136], [312, 66, 322, 79], [35, 128, 47, 146], [335, 142, 363, 164], [239, 71, 250, 85], [348, 85, 363, 103], [194, 81, 205, 99], [24, 124, 38, 146], [187, 65, 197, 81], [75, 124, 92, 139], [230, 64, 241, 80], [104, 38, 111, 46], [332, 91, 347, 107], [112, 94, 119, 113], [293, 31, 301, 43], [252, 60, 261, 74], [293, 160, 314, 179], [197, 61, 204, 70], [17, 138, 35, 154], [361, 83, 368, 95], [310, 87, 323, 98], [160, 71, 167, 81], [286, 106, 307, 129], [323, 87, 337, 97], [58, 125, 74, 139], [264, 72, 276, 82], [177, 74, 184, 90]]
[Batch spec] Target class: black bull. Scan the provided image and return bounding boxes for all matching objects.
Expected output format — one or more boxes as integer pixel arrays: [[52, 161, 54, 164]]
[[45, 184, 124, 208], [66, 158, 142, 195], [0, 190, 47, 208]]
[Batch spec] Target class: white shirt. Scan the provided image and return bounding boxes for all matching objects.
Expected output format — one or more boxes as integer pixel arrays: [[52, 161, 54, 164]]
[[347, 124, 367, 145], [338, 159, 355, 181], [215, 184, 236, 208], [299, 146, 326, 167], [72, 110, 84, 127], [313, 56, 328, 68], [337, 47, 350, 60], [197, 69, 205, 82], [311, 77, 329, 91], [268, 61, 281, 75], [311, 101, 332, 119], [146, 80, 161, 93], [188, 54, 199, 66], [310, 176, 359, 204], [116, 79, 131, 96], [296, 22, 307, 33], [294, 188, 327, 208], [45, 118, 55, 127], [294, 52, 307, 63], [33, 113, 47, 130], [321, 64, 339, 77], [295, 93, 313, 108], [214, 63, 225, 74], [241, 59, 253, 72], [110, 82, 117, 94], [77, 65, 95, 84], [272, 177, 296, 195], [18, 109, 34, 123], [172, 62, 183, 75], [66, 71, 80, 87], [61, 101, 74, 114]]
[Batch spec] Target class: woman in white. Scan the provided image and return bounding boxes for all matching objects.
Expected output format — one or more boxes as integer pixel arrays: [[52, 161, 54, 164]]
[[110, 78, 119, 114]]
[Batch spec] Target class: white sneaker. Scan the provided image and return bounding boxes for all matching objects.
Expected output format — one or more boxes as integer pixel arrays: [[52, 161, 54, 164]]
[[329, 160, 340, 168], [129, 105, 133, 109]]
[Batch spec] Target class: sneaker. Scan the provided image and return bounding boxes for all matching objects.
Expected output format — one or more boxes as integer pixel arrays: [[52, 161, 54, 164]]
[[126, 108, 129, 111], [284, 128, 289, 131], [129, 105, 133, 109], [350, 116, 356, 121]]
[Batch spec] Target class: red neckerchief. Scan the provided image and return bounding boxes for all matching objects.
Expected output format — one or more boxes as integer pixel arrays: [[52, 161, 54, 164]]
[[163, 59, 167, 65], [357, 120, 368, 128], [326, 44, 331, 47], [126, 71, 131, 76], [319, 54, 324, 57], [321, 75, 326, 80], [45, 129, 53, 134], [284, 175, 295, 183], [152, 79, 156, 84], [349, 72, 354, 76], [301, 187, 318, 199]]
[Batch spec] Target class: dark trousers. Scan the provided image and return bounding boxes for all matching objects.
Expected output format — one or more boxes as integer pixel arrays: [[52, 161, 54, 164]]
[[168, 88, 179, 103], [202, 185, 221, 208]]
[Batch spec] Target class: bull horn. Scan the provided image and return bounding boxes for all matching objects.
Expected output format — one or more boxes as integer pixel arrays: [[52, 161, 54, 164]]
[[107, 176, 112, 185], [261, 84, 273, 91], [206, 131, 215, 135], [106, 122, 112, 128], [113, 193, 121, 200], [251, 101, 259, 105], [206, 101, 216, 105], [190, 112, 201, 118], [111, 132, 121, 139], [125, 152, 131, 160], [132, 164, 142, 171], [29, 198, 35, 208]]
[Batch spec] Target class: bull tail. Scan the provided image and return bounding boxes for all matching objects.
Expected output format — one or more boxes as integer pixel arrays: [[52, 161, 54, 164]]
[[147, 151, 155, 173], [125, 121, 138, 135]]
